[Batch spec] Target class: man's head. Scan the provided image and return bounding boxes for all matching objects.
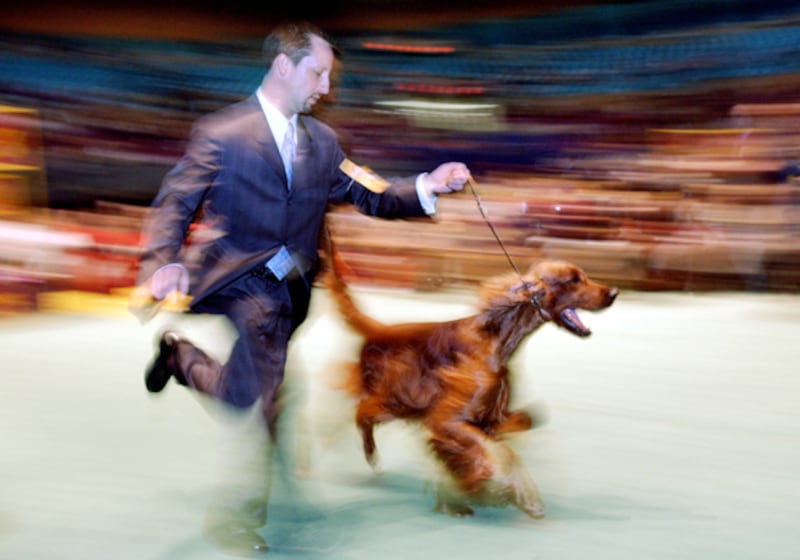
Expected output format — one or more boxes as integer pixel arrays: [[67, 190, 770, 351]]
[[262, 21, 337, 66], [261, 21, 339, 117]]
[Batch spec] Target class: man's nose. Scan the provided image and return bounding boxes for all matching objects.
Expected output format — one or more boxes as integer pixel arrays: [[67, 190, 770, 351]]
[[318, 75, 330, 94]]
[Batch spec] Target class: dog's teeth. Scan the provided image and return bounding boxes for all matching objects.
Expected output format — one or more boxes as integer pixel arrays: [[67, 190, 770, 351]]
[[562, 308, 588, 333]]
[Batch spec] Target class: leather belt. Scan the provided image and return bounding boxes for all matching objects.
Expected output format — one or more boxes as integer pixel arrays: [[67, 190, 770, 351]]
[[250, 265, 304, 283], [250, 266, 281, 282]]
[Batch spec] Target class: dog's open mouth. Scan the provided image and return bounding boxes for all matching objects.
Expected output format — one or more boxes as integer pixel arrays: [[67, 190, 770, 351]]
[[560, 308, 591, 337]]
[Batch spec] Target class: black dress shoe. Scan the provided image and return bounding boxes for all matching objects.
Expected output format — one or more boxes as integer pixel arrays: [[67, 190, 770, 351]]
[[144, 331, 180, 393], [203, 523, 269, 556]]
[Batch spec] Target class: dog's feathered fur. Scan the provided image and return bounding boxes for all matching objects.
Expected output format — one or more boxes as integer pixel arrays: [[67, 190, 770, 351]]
[[322, 228, 618, 518]]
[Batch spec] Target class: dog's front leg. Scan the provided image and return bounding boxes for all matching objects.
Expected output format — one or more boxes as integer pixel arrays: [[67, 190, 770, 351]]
[[427, 419, 495, 495], [432, 474, 475, 518], [509, 465, 545, 519], [493, 401, 549, 437], [486, 442, 545, 519], [492, 410, 533, 435]]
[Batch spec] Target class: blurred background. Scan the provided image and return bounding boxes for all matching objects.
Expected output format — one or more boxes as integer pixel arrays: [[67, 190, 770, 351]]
[[2, 0, 799, 312], [1, 5, 799, 559]]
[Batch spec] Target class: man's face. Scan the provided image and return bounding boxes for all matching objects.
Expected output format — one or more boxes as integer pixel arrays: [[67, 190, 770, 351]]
[[288, 35, 334, 114]]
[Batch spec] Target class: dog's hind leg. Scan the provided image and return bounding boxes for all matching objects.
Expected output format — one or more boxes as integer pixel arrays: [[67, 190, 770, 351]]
[[355, 397, 394, 474]]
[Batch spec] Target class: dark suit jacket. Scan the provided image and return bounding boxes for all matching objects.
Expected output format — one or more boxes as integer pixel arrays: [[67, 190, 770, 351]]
[[136, 95, 427, 309]]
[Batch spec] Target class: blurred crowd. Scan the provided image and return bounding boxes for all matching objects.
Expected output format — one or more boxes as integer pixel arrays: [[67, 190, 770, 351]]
[[1, 2, 799, 313]]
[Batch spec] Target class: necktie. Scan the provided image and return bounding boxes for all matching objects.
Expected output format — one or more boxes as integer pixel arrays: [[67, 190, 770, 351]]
[[280, 121, 296, 188]]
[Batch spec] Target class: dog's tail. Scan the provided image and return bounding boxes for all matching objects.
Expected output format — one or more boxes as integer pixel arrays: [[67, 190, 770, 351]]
[[321, 224, 384, 336]]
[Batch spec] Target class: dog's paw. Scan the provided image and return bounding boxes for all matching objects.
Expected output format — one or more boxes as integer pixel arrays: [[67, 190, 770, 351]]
[[367, 452, 384, 475], [520, 401, 550, 429], [433, 500, 475, 518], [494, 403, 549, 436], [519, 499, 546, 519]]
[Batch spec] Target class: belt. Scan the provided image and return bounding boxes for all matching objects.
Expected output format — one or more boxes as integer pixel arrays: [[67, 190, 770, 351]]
[[250, 265, 303, 283], [250, 266, 281, 282]]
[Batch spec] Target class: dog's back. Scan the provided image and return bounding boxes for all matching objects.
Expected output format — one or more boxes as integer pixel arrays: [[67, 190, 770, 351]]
[[321, 228, 460, 406]]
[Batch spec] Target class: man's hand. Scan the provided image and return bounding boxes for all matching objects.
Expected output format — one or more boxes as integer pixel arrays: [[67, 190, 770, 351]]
[[128, 264, 191, 322], [149, 264, 189, 300], [424, 162, 471, 196]]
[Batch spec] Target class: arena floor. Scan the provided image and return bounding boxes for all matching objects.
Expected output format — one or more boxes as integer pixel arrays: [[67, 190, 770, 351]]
[[0, 285, 798, 559]]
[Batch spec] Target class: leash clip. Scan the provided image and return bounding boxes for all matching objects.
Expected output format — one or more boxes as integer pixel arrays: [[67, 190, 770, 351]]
[[529, 292, 552, 321]]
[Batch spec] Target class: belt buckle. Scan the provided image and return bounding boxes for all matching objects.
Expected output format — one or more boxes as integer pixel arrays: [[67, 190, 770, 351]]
[[251, 265, 279, 282]]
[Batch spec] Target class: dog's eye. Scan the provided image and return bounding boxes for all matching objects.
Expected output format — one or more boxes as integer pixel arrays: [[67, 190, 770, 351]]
[[571, 274, 581, 283]]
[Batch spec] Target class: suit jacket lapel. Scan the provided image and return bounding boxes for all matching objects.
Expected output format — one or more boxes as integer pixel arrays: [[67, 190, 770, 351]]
[[249, 96, 289, 186]]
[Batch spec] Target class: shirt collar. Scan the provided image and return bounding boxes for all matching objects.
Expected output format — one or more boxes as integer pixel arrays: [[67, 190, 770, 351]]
[[256, 88, 297, 143]]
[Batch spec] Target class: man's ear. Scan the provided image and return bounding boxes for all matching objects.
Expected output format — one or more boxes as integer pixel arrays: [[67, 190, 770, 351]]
[[275, 52, 292, 76]]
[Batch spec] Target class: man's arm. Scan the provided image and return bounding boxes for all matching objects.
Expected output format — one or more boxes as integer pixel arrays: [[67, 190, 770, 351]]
[[415, 162, 471, 214]]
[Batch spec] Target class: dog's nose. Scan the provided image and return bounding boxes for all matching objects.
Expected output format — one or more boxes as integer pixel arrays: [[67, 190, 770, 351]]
[[608, 287, 619, 302]]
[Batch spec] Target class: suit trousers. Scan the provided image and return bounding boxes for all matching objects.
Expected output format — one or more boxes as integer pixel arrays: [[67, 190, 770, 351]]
[[173, 271, 312, 429], [169, 271, 312, 530]]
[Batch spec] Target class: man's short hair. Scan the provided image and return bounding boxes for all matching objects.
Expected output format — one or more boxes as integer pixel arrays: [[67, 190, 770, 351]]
[[262, 21, 339, 67]]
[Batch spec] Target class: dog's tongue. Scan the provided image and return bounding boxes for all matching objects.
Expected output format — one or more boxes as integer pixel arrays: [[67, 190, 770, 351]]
[[562, 308, 590, 336]]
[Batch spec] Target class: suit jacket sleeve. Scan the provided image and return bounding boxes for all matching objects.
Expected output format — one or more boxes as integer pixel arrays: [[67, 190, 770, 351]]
[[134, 102, 431, 300], [324, 142, 427, 219], [136, 123, 219, 285]]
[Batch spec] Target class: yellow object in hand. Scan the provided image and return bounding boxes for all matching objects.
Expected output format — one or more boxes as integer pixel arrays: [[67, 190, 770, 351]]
[[128, 285, 191, 323]]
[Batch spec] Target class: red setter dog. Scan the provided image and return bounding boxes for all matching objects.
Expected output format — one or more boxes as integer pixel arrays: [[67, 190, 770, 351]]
[[322, 232, 618, 518]]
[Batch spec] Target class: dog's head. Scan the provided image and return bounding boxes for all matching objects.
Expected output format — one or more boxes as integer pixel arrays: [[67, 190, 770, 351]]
[[477, 260, 617, 338], [524, 260, 617, 337]]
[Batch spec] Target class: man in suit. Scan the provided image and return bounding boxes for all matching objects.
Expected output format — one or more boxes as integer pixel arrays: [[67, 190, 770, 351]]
[[133, 21, 470, 555]]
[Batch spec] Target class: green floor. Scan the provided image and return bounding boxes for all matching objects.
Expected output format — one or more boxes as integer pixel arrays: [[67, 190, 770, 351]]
[[1, 287, 798, 559]]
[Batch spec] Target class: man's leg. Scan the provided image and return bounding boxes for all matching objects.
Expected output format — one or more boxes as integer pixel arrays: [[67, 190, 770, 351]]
[[200, 277, 296, 554], [144, 275, 297, 555]]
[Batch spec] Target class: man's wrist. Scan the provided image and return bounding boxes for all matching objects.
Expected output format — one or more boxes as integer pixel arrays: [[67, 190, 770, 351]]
[[416, 172, 437, 215]]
